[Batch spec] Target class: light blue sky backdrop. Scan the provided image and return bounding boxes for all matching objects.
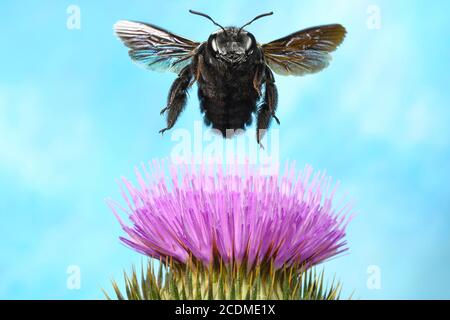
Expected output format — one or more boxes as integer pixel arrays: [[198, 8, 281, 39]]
[[0, 0, 449, 299]]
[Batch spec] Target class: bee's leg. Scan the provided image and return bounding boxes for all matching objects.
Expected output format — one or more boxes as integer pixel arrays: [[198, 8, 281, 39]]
[[265, 67, 280, 124], [159, 65, 194, 135], [253, 63, 265, 97], [256, 67, 279, 145]]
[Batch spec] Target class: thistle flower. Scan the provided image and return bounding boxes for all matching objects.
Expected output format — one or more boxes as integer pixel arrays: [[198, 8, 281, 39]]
[[109, 160, 351, 270]]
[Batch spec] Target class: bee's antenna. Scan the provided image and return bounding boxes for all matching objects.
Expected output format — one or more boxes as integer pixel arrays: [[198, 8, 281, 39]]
[[189, 10, 227, 34], [238, 12, 274, 34]]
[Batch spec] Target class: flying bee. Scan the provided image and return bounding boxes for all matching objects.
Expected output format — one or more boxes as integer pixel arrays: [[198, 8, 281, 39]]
[[114, 10, 346, 144]]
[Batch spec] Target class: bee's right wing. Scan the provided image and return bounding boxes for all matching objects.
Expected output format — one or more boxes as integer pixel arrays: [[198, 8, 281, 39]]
[[114, 20, 201, 74], [262, 24, 346, 76]]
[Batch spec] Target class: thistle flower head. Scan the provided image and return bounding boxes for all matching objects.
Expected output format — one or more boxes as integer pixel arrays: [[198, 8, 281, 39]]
[[109, 160, 351, 271]]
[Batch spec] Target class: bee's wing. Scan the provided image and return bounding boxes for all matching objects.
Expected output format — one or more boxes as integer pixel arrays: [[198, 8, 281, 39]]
[[262, 24, 346, 76], [114, 20, 201, 74]]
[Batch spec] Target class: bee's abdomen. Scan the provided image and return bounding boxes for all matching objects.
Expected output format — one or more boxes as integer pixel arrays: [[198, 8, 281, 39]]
[[197, 78, 259, 137]]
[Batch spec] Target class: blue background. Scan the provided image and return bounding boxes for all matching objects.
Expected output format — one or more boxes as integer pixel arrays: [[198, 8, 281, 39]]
[[1, 0, 449, 299]]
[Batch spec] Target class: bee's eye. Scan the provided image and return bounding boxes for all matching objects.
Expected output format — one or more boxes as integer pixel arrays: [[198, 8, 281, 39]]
[[211, 38, 218, 52], [245, 37, 253, 51]]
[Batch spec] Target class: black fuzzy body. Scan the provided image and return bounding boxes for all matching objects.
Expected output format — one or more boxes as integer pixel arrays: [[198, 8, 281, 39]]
[[158, 26, 279, 144], [197, 47, 263, 137]]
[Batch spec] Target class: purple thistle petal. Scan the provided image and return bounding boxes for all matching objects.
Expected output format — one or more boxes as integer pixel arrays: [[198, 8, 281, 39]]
[[110, 160, 352, 269]]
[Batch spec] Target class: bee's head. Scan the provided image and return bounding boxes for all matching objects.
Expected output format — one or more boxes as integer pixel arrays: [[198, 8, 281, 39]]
[[189, 10, 273, 64], [208, 28, 256, 64]]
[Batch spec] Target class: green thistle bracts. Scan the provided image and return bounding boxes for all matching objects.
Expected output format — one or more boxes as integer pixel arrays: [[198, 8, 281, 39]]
[[104, 258, 342, 300]]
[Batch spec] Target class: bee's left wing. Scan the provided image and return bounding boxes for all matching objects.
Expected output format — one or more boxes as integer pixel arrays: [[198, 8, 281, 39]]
[[262, 24, 346, 76], [114, 20, 201, 74]]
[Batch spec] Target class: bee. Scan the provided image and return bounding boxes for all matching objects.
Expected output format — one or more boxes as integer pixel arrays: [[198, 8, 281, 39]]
[[114, 10, 346, 144]]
